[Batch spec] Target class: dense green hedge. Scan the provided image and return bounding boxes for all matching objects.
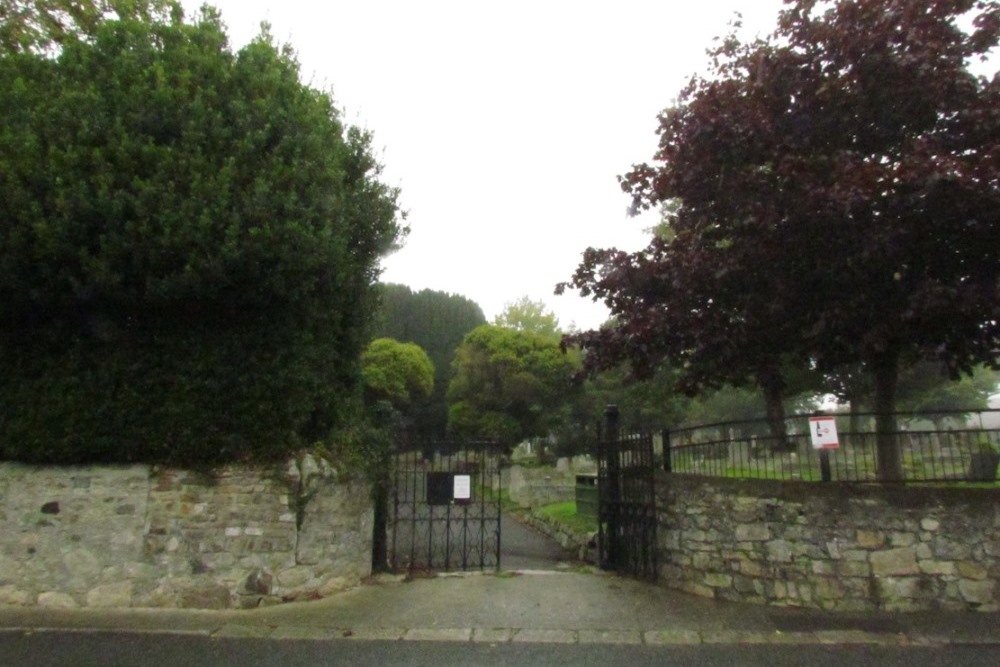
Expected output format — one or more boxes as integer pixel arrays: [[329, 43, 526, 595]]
[[0, 8, 400, 465]]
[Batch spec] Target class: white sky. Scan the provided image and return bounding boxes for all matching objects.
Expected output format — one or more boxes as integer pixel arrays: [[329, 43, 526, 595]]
[[180, 1, 789, 330]]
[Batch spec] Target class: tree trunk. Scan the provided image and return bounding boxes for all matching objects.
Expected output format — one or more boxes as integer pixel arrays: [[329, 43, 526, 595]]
[[757, 369, 790, 450], [872, 351, 903, 482]]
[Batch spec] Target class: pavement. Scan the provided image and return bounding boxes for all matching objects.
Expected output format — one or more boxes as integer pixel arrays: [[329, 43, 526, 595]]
[[1, 568, 999, 647], [2, 513, 998, 648]]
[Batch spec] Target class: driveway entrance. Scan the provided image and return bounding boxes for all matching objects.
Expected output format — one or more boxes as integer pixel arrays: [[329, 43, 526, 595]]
[[386, 442, 502, 573]]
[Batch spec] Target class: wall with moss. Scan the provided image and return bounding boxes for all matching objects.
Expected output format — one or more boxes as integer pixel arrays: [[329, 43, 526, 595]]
[[657, 473, 999, 612], [0, 456, 372, 609]]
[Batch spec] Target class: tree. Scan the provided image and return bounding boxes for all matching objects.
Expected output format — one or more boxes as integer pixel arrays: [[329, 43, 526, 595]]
[[361, 336, 433, 571], [898, 364, 998, 416], [494, 296, 561, 341], [0, 0, 176, 55], [561, 0, 1000, 480], [557, 363, 692, 456], [0, 6, 403, 464], [362, 338, 434, 408], [371, 284, 486, 438], [447, 325, 580, 445]]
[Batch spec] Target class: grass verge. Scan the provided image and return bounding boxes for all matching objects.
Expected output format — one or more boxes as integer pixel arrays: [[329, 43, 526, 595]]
[[535, 501, 597, 535]]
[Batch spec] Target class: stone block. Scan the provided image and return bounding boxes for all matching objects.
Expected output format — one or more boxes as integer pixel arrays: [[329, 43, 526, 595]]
[[890, 532, 916, 547], [732, 574, 760, 594], [37, 592, 78, 608], [811, 561, 834, 576], [836, 560, 871, 578], [855, 530, 885, 549], [740, 559, 766, 577], [704, 572, 732, 588], [875, 576, 924, 602], [870, 547, 919, 577], [317, 576, 351, 597], [956, 561, 989, 581], [179, 583, 231, 609], [932, 537, 971, 560], [691, 552, 717, 570], [766, 540, 793, 563], [921, 518, 940, 532], [735, 524, 770, 542], [85, 581, 133, 608], [919, 560, 957, 576], [958, 579, 996, 605], [242, 568, 273, 595], [62, 548, 102, 581], [0, 585, 31, 606], [814, 577, 846, 600], [277, 565, 314, 588], [679, 580, 715, 598]]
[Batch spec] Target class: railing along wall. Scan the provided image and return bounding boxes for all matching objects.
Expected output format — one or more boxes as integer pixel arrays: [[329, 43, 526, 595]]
[[663, 409, 1000, 484]]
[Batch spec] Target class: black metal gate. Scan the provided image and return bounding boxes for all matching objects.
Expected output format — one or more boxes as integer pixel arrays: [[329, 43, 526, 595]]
[[598, 406, 658, 580], [387, 441, 502, 573]]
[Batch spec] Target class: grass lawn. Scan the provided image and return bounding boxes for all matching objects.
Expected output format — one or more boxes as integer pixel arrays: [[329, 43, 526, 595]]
[[535, 501, 597, 534]]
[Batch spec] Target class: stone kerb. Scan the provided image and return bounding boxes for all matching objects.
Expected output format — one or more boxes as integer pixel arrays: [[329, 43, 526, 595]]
[[656, 472, 1000, 612], [0, 456, 372, 610]]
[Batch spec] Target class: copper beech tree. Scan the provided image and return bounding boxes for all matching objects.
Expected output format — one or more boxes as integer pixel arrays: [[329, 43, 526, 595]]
[[559, 0, 1000, 480]]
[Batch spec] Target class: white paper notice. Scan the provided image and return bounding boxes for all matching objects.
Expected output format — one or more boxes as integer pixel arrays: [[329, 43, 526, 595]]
[[453, 474, 472, 500]]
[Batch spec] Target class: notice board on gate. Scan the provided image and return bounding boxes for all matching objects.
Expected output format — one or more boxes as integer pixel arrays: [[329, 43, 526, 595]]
[[426, 472, 473, 505]]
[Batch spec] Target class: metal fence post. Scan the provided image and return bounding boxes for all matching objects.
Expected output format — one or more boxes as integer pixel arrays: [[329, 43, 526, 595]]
[[600, 404, 620, 571], [819, 448, 832, 482], [662, 428, 672, 473]]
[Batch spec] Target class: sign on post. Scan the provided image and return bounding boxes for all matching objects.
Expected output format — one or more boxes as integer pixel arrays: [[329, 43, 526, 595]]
[[809, 416, 839, 449]]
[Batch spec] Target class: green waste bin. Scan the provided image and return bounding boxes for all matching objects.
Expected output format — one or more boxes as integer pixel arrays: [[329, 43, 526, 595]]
[[575, 474, 598, 521]]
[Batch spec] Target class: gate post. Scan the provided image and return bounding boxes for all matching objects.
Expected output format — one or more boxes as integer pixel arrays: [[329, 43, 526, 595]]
[[662, 428, 672, 473], [599, 404, 621, 571], [370, 404, 395, 573]]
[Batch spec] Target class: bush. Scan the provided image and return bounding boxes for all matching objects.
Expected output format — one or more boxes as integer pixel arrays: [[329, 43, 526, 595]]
[[0, 9, 400, 465]]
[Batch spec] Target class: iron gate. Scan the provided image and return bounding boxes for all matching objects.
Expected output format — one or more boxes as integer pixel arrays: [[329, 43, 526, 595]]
[[598, 406, 658, 580], [387, 441, 502, 573]]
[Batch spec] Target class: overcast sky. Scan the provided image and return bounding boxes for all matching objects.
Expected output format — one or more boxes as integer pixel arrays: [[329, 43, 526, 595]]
[[179, 1, 789, 330]]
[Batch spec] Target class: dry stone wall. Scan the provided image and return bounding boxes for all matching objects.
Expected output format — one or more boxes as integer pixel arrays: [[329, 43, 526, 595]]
[[507, 457, 596, 509], [657, 473, 1000, 612], [0, 455, 372, 609]]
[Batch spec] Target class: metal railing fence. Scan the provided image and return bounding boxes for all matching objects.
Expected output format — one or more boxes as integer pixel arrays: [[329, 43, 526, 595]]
[[663, 409, 1000, 484]]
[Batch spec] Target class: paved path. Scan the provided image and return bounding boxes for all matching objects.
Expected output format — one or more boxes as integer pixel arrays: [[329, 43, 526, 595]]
[[2, 570, 999, 647], [499, 512, 572, 570]]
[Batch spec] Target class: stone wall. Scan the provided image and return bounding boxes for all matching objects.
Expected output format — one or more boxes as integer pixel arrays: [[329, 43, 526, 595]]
[[507, 457, 595, 509], [0, 455, 372, 609], [519, 509, 597, 563], [657, 473, 1000, 612]]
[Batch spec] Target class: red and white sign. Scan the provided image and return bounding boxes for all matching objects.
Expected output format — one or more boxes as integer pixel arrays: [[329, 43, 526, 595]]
[[809, 416, 839, 449]]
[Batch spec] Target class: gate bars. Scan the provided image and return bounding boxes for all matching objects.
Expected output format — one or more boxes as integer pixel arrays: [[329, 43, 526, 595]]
[[388, 442, 502, 573], [598, 405, 658, 580]]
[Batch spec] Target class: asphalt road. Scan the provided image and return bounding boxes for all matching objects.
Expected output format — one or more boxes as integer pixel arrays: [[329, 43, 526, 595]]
[[2, 631, 998, 667]]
